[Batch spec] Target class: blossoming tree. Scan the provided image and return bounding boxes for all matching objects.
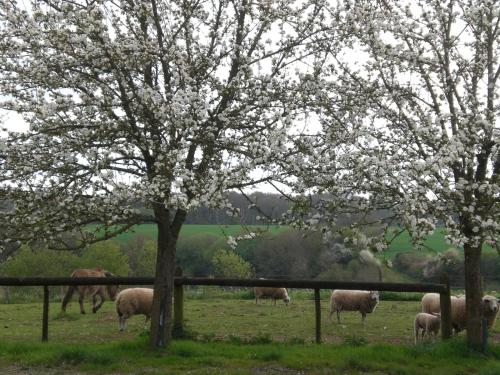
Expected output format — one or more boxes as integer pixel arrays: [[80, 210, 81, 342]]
[[295, 0, 499, 348], [0, 0, 330, 348]]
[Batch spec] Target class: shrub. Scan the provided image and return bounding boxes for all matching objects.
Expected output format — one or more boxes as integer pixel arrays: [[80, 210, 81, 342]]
[[212, 249, 254, 279]]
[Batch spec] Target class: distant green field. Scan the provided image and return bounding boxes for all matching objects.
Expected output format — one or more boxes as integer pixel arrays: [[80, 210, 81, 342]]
[[384, 228, 453, 257], [383, 228, 495, 259], [89, 224, 492, 259], [88, 224, 288, 243]]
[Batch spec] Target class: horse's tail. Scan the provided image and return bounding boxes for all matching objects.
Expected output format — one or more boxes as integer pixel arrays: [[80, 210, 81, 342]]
[[61, 285, 76, 311]]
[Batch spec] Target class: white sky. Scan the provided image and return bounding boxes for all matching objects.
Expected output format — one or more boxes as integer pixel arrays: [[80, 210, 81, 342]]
[[1, 110, 29, 134]]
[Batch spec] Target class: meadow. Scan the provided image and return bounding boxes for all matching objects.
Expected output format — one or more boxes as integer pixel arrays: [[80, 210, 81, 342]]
[[90, 224, 288, 244], [1, 289, 499, 374], [102, 223, 494, 258]]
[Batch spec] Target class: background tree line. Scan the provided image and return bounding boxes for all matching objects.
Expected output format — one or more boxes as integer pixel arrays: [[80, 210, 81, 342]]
[[2, 228, 500, 303]]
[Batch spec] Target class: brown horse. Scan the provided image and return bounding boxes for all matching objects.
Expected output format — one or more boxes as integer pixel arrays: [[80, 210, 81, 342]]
[[61, 268, 119, 314]]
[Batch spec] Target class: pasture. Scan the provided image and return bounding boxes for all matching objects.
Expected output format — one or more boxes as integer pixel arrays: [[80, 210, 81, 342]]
[[93, 224, 495, 258], [1, 289, 499, 374], [90, 224, 288, 244]]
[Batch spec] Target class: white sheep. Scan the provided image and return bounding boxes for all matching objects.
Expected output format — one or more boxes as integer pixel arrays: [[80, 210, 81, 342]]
[[254, 287, 290, 305], [115, 288, 154, 332], [329, 290, 379, 325], [483, 295, 500, 328], [451, 295, 500, 333], [414, 312, 441, 343], [421, 292, 445, 314], [421, 293, 499, 333]]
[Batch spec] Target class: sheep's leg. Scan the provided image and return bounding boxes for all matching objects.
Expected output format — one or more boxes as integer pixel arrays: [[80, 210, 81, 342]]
[[336, 310, 341, 324], [119, 315, 127, 332], [361, 312, 366, 326]]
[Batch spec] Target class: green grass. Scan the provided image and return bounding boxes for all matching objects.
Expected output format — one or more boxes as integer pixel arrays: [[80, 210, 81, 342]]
[[1, 295, 500, 373], [91, 223, 494, 259], [86, 224, 495, 262], [1, 336, 500, 374], [384, 228, 496, 258]]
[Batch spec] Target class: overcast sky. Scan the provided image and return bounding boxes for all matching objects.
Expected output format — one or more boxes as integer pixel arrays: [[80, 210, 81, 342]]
[[1, 110, 28, 134]]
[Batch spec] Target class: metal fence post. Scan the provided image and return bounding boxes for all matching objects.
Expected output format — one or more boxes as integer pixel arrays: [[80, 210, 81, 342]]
[[42, 286, 49, 342], [439, 274, 452, 340], [173, 267, 184, 334], [314, 288, 321, 343]]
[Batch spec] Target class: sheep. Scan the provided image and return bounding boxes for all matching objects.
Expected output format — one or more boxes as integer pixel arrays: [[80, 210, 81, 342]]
[[421, 293, 499, 333], [483, 295, 499, 328], [115, 288, 154, 332], [254, 287, 290, 306], [414, 312, 441, 343], [329, 290, 379, 325], [421, 292, 445, 314]]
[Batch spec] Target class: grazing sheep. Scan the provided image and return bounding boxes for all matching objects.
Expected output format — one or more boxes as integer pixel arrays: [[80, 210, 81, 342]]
[[115, 288, 154, 332], [414, 312, 441, 343], [421, 293, 499, 333], [452, 295, 499, 332], [483, 295, 499, 328], [254, 287, 290, 305], [421, 293, 444, 314], [329, 290, 379, 325]]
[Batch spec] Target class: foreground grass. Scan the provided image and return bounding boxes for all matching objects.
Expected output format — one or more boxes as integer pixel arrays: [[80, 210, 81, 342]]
[[1, 337, 499, 374], [2, 295, 500, 374], [0, 296, 429, 344], [1, 295, 498, 345]]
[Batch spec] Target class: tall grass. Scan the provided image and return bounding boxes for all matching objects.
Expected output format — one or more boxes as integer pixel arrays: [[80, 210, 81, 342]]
[[0, 337, 499, 375]]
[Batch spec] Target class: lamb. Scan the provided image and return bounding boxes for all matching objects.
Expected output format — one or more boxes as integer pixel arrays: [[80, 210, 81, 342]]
[[421, 293, 499, 333], [329, 290, 379, 325], [414, 312, 441, 343], [115, 288, 154, 332], [254, 287, 290, 305]]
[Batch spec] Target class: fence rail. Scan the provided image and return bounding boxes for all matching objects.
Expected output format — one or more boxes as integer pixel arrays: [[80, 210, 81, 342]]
[[0, 274, 452, 343], [0, 276, 448, 292]]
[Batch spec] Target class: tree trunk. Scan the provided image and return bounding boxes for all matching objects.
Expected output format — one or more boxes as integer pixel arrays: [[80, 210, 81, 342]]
[[149, 206, 176, 349], [464, 242, 483, 349]]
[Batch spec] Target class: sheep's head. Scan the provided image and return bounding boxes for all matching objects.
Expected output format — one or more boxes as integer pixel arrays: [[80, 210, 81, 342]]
[[483, 296, 499, 313], [370, 291, 380, 302], [284, 295, 290, 306], [431, 312, 441, 320]]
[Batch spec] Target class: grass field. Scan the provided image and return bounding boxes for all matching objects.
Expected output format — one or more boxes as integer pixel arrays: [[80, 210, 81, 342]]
[[91, 224, 288, 243], [1, 291, 500, 374], [96, 224, 493, 258]]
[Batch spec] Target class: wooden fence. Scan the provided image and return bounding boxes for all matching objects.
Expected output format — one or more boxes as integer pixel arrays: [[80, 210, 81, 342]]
[[0, 272, 452, 343]]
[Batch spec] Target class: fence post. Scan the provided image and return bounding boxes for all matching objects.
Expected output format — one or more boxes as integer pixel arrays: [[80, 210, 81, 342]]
[[439, 274, 452, 340], [314, 288, 321, 344], [173, 267, 184, 335], [42, 286, 49, 342]]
